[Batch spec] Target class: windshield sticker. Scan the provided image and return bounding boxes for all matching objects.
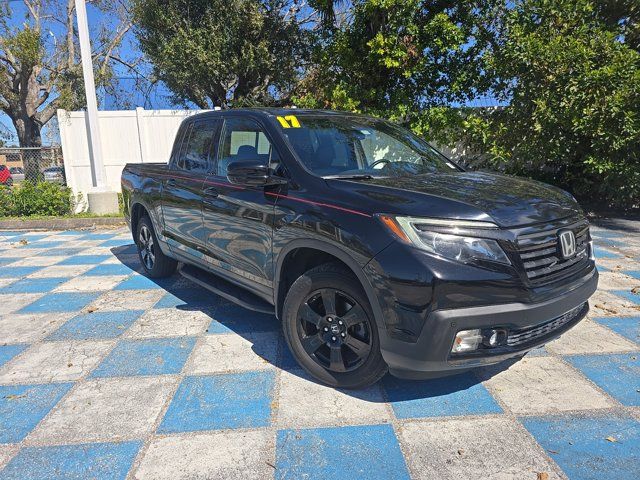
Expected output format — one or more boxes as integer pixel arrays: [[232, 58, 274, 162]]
[[276, 115, 301, 128]]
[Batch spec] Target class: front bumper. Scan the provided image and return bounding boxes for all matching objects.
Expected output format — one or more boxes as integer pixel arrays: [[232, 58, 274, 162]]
[[380, 268, 598, 379]]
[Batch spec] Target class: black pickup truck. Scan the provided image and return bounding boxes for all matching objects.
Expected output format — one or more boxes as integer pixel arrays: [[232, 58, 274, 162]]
[[121, 108, 598, 388]]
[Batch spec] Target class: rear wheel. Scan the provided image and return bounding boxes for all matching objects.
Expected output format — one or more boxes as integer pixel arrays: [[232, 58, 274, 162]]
[[136, 216, 177, 278], [282, 263, 387, 388]]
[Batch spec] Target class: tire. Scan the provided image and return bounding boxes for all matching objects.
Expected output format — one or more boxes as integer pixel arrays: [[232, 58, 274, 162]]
[[282, 262, 388, 389], [136, 215, 177, 278]]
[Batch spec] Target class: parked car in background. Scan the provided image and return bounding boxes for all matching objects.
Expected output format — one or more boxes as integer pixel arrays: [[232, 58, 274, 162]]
[[9, 167, 24, 183], [121, 108, 598, 389], [0, 165, 13, 186], [42, 166, 65, 183]]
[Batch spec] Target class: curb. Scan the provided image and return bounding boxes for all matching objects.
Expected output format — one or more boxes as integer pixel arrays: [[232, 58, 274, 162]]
[[0, 216, 126, 231]]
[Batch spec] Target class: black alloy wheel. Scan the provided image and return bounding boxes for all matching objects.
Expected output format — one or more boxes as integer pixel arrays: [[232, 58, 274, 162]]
[[297, 288, 372, 373]]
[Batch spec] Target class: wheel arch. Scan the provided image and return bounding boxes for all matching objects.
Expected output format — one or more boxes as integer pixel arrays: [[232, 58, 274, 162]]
[[274, 240, 384, 331]]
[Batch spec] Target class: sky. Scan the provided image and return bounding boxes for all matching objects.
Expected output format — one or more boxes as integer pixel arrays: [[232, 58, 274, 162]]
[[1, 0, 180, 146]]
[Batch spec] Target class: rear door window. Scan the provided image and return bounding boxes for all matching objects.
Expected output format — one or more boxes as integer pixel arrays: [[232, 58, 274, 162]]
[[175, 121, 218, 173]]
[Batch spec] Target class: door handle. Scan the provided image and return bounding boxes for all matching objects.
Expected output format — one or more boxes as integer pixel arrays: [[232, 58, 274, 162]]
[[203, 187, 219, 198], [166, 178, 177, 186]]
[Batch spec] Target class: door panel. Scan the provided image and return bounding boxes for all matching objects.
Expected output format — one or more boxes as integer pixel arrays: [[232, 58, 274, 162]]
[[162, 119, 220, 260], [202, 117, 280, 288]]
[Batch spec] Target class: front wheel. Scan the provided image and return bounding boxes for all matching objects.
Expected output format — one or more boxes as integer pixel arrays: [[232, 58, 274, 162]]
[[136, 216, 177, 278], [282, 263, 388, 388]]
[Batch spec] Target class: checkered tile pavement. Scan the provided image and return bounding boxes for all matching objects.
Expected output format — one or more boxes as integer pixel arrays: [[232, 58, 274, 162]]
[[0, 226, 638, 479]]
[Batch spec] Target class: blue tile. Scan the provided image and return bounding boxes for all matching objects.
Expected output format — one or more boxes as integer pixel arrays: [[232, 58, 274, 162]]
[[114, 274, 167, 290], [39, 248, 87, 256], [100, 238, 134, 248], [383, 372, 502, 419], [20, 241, 65, 249], [594, 247, 622, 259], [154, 288, 218, 310], [84, 263, 137, 276], [0, 383, 73, 443], [0, 265, 42, 278], [159, 371, 275, 432], [276, 424, 410, 480], [613, 289, 640, 306], [595, 316, 639, 344], [2, 277, 69, 293], [210, 302, 279, 333], [91, 337, 196, 377], [58, 255, 112, 265], [0, 344, 28, 368], [624, 270, 640, 280], [81, 232, 118, 240], [590, 230, 625, 239], [566, 353, 640, 406], [0, 257, 19, 266], [8, 234, 48, 242], [56, 230, 88, 236], [522, 415, 640, 480], [47, 310, 144, 341], [18, 292, 101, 313], [1, 441, 142, 480]]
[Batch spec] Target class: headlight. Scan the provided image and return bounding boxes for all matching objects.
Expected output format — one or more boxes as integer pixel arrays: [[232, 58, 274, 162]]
[[378, 215, 511, 265]]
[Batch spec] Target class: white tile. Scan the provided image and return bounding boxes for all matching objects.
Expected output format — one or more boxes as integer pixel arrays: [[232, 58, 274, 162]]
[[0, 294, 43, 315], [86, 289, 165, 311], [28, 376, 177, 444], [126, 308, 212, 338], [546, 319, 639, 355], [0, 340, 113, 384], [54, 275, 128, 292], [7, 256, 66, 267], [398, 417, 564, 480], [480, 356, 613, 414], [133, 430, 275, 480], [0, 444, 19, 470], [185, 333, 278, 374], [0, 313, 74, 343], [26, 265, 92, 278], [276, 368, 391, 428]]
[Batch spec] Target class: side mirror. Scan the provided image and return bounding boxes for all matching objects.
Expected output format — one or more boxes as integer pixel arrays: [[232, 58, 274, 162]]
[[227, 162, 288, 187]]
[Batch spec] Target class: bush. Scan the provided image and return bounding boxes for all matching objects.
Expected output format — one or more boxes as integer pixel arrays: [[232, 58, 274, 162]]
[[0, 181, 74, 217]]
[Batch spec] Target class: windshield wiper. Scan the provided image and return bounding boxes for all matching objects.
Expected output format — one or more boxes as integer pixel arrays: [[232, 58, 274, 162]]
[[323, 174, 377, 180]]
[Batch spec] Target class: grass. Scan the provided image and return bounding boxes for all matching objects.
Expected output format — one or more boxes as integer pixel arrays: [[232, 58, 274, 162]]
[[0, 212, 124, 221]]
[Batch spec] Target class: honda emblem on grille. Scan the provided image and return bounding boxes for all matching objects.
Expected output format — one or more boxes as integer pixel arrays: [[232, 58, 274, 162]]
[[558, 230, 576, 259]]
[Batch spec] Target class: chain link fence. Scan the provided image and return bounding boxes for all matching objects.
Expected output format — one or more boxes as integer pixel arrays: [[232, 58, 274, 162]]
[[0, 146, 65, 187]]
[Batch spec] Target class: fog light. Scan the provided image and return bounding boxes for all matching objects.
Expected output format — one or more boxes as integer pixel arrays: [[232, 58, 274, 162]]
[[451, 329, 482, 353], [483, 328, 507, 348]]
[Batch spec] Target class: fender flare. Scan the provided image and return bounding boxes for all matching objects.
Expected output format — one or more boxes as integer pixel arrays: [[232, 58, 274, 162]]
[[274, 239, 385, 331]]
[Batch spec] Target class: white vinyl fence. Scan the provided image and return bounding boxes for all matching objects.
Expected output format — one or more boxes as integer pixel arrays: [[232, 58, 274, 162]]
[[57, 108, 203, 198]]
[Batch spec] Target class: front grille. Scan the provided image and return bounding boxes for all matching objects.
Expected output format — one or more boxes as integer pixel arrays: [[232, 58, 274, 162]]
[[507, 303, 587, 347], [516, 220, 590, 284]]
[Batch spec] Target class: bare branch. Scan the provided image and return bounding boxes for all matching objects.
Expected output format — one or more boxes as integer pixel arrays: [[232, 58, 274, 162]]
[[99, 21, 133, 77]]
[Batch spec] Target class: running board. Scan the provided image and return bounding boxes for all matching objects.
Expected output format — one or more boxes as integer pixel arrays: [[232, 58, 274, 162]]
[[178, 263, 275, 315]]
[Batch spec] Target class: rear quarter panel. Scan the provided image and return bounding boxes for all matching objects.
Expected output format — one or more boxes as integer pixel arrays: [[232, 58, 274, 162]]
[[121, 163, 169, 239]]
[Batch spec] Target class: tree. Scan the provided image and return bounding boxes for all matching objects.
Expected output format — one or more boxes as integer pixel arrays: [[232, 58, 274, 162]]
[[294, 1, 497, 129], [456, 0, 640, 207], [132, 0, 313, 108], [0, 0, 133, 149]]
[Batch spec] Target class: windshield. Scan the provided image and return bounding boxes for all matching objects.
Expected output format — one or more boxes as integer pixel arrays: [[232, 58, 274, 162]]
[[278, 115, 459, 178]]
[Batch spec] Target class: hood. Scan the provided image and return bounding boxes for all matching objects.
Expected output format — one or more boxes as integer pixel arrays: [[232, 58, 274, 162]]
[[327, 171, 582, 227]]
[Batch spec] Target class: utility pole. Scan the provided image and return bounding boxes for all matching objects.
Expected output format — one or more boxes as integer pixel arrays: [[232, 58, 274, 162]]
[[75, 0, 105, 188], [75, 0, 118, 213]]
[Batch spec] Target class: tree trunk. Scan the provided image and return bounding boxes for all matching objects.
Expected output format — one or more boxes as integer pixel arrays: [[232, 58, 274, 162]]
[[13, 116, 44, 182]]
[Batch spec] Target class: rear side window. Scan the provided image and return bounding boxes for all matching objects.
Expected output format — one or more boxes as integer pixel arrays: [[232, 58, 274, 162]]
[[176, 121, 217, 173]]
